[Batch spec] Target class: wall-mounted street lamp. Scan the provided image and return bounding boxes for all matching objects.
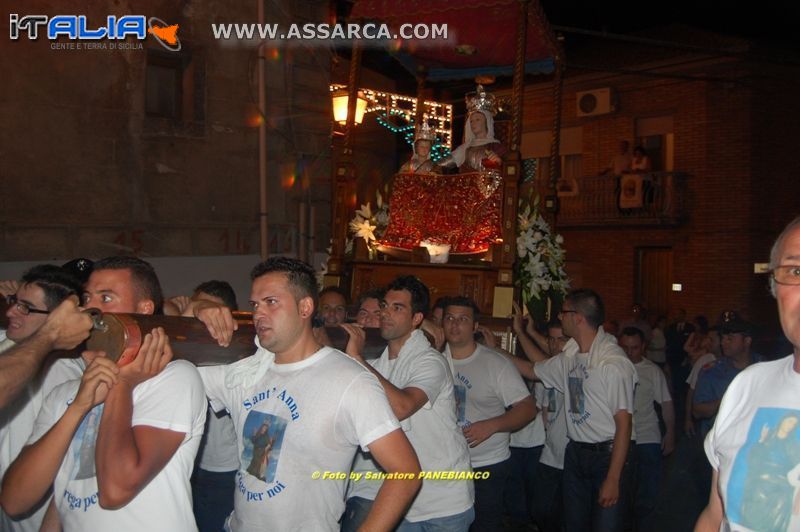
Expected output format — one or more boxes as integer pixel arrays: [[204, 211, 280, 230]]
[[332, 89, 367, 125]]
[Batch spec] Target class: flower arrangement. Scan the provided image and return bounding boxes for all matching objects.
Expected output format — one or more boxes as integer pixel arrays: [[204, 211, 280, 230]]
[[515, 194, 569, 319], [348, 188, 390, 255]]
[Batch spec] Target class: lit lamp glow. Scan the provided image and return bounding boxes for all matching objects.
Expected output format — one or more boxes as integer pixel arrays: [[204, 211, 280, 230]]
[[332, 90, 367, 125]]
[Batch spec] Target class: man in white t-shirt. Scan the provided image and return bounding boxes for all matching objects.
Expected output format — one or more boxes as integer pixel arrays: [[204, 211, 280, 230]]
[[171, 280, 241, 532], [697, 216, 800, 531], [441, 296, 535, 531], [0, 292, 91, 412], [198, 259, 421, 532], [1, 256, 208, 532], [521, 289, 638, 532], [620, 326, 674, 531], [342, 277, 474, 531], [0, 265, 87, 532], [508, 313, 570, 532]]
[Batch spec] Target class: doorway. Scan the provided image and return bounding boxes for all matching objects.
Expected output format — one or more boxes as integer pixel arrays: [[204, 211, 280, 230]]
[[635, 247, 673, 318]]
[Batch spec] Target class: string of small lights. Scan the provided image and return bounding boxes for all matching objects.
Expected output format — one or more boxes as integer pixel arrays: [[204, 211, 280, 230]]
[[330, 84, 453, 161]]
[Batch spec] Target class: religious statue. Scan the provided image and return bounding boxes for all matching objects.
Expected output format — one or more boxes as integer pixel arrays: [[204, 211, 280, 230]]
[[399, 121, 436, 174], [439, 84, 507, 172]]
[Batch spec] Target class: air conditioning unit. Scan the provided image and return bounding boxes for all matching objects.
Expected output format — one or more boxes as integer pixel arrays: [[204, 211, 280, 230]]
[[576, 88, 616, 117]]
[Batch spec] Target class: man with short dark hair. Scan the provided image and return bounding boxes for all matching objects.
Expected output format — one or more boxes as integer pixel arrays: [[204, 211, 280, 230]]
[[3, 265, 83, 344], [182, 280, 240, 532], [619, 326, 674, 530], [85, 256, 165, 314], [318, 286, 348, 326], [0, 300, 91, 410], [519, 288, 638, 532], [509, 314, 571, 532], [198, 259, 420, 531], [354, 288, 384, 328], [442, 296, 535, 531], [693, 317, 754, 436], [697, 216, 800, 530], [193, 280, 238, 311], [343, 276, 474, 531], [0, 265, 86, 532]]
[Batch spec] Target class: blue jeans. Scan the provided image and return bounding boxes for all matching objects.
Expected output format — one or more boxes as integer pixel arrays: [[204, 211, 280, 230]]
[[504, 445, 542, 524], [397, 507, 474, 532], [341, 496, 474, 532], [562, 441, 633, 532], [191, 468, 236, 532], [634, 443, 662, 530], [471, 458, 511, 532], [531, 463, 564, 532], [341, 496, 372, 532]]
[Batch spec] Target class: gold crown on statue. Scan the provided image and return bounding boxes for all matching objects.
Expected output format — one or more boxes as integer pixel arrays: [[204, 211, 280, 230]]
[[465, 84, 497, 116], [414, 121, 436, 143]]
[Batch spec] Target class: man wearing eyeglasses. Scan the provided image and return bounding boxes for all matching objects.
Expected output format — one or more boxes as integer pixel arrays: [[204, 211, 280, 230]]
[[0, 265, 88, 532], [441, 296, 536, 532], [518, 288, 637, 532], [697, 216, 800, 531]]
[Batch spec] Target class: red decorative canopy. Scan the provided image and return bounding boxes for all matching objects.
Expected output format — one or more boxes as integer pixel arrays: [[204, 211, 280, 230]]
[[350, 0, 558, 81]]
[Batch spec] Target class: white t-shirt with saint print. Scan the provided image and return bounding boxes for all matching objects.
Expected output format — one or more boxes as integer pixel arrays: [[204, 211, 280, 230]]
[[510, 381, 546, 449], [348, 331, 474, 522], [30, 360, 206, 532], [705, 355, 800, 532], [448, 343, 531, 467], [534, 329, 637, 443], [199, 346, 400, 532], [539, 382, 569, 469]]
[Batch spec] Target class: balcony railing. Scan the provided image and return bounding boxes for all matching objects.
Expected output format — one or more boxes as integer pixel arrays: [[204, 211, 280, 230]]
[[555, 172, 688, 227]]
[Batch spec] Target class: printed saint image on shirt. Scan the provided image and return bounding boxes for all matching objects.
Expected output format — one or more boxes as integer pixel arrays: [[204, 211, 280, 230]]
[[68, 405, 103, 481], [454, 384, 467, 426], [726, 407, 800, 532], [547, 388, 557, 414], [241, 411, 288, 483], [567, 377, 585, 415]]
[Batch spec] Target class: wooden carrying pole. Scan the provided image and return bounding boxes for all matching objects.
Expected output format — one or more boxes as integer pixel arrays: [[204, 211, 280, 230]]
[[84, 312, 387, 365]]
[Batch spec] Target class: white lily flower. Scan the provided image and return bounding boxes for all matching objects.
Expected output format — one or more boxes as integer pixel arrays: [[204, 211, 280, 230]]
[[356, 203, 373, 220], [349, 219, 377, 242]]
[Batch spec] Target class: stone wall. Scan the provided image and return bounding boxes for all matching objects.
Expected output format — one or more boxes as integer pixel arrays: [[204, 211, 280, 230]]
[[0, 0, 332, 261]]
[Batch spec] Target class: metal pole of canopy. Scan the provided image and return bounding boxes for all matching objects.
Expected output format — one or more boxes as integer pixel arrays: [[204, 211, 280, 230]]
[[326, 40, 362, 285], [415, 73, 426, 129], [257, 0, 268, 260], [492, 0, 530, 318]]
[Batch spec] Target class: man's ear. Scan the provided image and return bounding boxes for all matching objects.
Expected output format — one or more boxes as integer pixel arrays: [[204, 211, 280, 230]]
[[136, 299, 155, 315], [298, 296, 315, 320], [412, 311, 424, 328]]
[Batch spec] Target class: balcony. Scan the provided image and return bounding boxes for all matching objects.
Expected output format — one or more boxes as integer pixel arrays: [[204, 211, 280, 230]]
[[555, 172, 689, 228]]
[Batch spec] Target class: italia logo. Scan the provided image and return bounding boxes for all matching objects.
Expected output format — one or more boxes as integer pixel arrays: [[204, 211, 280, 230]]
[[9, 14, 181, 51]]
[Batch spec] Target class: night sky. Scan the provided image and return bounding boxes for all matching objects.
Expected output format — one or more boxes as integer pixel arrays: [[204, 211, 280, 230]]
[[541, 0, 799, 45]]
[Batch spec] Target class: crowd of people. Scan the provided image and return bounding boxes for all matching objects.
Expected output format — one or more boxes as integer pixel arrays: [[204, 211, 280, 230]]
[[0, 215, 797, 531]]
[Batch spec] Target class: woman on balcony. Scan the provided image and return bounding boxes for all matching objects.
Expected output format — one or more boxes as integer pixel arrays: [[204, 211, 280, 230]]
[[631, 146, 652, 172]]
